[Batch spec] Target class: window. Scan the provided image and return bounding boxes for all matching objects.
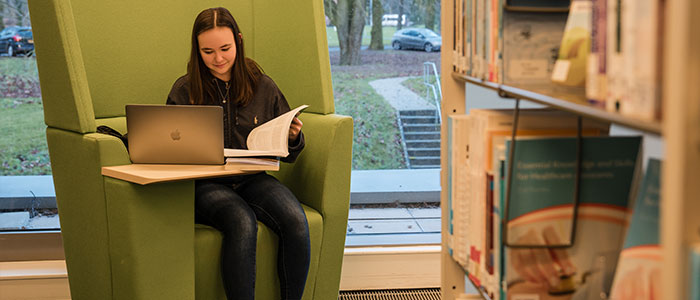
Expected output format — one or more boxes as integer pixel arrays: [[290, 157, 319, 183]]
[[0, 1, 59, 233], [324, 1, 442, 246]]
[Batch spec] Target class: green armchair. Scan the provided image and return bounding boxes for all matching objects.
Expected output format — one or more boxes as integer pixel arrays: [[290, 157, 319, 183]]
[[28, 0, 352, 299]]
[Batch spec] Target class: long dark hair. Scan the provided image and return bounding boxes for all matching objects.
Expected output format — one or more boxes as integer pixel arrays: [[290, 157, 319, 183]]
[[187, 7, 263, 105]]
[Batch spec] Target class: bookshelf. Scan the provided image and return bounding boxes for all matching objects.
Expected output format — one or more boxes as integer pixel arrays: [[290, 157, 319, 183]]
[[439, 0, 700, 299]]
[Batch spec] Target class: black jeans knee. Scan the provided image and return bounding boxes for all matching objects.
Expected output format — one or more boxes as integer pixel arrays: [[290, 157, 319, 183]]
[[195, 173, 311, 300]]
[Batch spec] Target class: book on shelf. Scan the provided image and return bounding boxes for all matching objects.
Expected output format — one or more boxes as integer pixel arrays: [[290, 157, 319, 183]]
[[447, 115, 472, 269], [223, 104, 307, 158], [619, 0, 663, 121], [501, 11, 570, 92], [586, 0, 607, 107], [551, 0, 592, 87], [503, 136, 642, 300], [604, 0, 623, 113], [690, 243, 700, 300], [602, 0, 663, 121], [609, 159, 661, 300], [447, 109, 610, 300]]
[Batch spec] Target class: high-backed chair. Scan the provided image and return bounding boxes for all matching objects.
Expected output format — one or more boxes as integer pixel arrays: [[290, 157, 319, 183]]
[[28, 0, 352, 299]]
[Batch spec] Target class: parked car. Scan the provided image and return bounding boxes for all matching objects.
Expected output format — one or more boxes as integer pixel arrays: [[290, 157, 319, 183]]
[[0, 26, 34, 57], [391, 28, 442, 52]]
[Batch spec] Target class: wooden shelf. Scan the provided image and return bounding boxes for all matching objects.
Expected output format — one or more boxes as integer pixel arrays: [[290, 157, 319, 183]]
[[452, 73, 663, 135]]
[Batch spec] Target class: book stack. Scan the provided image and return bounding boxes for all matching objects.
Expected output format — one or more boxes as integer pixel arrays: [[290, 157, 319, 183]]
[[447, 109, 614, 300], [445, 109, 670, 299]]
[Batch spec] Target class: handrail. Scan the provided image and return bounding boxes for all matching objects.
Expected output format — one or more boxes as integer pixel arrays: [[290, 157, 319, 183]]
[[423, 62, 442, 124]]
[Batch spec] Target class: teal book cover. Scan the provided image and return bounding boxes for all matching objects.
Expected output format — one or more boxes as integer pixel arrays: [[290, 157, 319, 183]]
[[690, 244, 700, 300], [609, 159, 661, 300], [503, 136, 641, 300], [447, 119, 455, 254]]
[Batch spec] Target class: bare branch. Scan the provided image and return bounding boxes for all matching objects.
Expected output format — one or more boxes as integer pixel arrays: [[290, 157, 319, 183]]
[[324, 0, 338, 27]]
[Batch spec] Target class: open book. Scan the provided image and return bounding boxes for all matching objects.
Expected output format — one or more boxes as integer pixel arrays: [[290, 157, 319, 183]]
[[224, 105, 308, 158]]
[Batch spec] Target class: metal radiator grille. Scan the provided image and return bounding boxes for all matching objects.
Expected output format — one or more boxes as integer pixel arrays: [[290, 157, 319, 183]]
[[339, 288, 441, 300]]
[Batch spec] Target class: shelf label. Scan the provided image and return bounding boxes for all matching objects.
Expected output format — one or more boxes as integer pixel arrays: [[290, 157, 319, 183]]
[[507, 59, 548, 80], [551, 59, 571, 82]]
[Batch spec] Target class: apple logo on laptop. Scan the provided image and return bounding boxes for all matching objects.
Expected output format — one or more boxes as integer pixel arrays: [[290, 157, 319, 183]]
[[170, 129, 181, 141]]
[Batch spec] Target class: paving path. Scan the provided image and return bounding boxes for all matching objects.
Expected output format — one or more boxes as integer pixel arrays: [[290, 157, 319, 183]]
[[368, 76, 437, 111]]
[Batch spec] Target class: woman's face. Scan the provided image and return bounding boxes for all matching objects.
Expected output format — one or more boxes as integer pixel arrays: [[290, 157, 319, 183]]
[[198, 26, 237, 81]]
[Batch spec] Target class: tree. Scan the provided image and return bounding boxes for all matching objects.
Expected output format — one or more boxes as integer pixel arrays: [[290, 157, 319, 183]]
[[396, 0, 404, 30], [424, 0, 436, 31], [325, 0, 366, 65], [368, 0, 384, 50], [0, 0, 30, 27]]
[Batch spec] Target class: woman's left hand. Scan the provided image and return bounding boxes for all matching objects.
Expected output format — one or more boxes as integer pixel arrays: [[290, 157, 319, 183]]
[[289, 117, 303, 142]]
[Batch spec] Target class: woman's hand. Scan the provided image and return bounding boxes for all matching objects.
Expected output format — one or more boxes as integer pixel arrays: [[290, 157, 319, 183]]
[[289, 117, 303, 142]]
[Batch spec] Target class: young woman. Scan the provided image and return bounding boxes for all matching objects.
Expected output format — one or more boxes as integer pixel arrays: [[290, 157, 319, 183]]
[[166, 7, 310, 300]]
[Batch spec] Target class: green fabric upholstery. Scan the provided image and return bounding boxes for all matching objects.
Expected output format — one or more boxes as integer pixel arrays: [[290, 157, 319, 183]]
[[29, 0, 352, 299], [30, 0, 332, 125]]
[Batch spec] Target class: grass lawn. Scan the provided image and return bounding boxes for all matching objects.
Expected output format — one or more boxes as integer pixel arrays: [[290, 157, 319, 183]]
[[0, 57, 49, 175], [401, 75, 440, 104], [332, 72, 407, 170], [0, 97, 50, 175]]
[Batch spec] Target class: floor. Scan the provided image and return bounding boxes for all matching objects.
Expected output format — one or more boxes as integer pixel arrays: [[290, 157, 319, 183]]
[[345, 207, 441, 246]]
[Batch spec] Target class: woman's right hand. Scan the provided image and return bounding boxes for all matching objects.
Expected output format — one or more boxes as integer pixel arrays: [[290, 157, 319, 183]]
[[288, 117, 303, 142]]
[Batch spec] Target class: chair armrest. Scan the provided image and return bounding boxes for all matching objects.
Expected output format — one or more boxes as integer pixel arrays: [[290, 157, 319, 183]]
[[47, 128, 195, 299], [273, 112, 353, 299], [275, 113, 353, 221]]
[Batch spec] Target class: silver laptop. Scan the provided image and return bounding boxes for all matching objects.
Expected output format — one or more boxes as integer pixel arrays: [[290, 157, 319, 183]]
[[126, 104, 224, 164]]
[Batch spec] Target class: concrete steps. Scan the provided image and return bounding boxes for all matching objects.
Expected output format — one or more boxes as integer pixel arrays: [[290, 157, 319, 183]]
[[398, 110, 440, 169]]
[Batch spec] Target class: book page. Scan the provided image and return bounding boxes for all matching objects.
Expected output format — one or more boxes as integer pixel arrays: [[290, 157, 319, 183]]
[[225, 157, 279, 166], [224, 105, 308, 157]]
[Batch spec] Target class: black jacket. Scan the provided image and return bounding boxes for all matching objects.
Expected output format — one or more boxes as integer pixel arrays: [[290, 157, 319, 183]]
[[166, 74, 305, 163]]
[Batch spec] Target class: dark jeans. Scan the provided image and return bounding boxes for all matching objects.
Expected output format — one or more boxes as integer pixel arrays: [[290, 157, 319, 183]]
[[194, 172, 311, 300]]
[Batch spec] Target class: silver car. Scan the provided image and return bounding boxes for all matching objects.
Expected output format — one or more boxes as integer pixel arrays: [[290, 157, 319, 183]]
[[391, 28, 442, 52]]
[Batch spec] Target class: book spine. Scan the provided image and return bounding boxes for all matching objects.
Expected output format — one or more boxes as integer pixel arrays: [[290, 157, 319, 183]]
[[473, 0, 479, 77], [448, 116, 472, 268], [691, 244, 700, 300], [587, 0, 607, 107], [466, 0, 473, 75], [454, 0, 460, 72], [605, 0, 623, 112], [461, 0, 468, 72], [620, 0, 661, 121], [496, 0, 504, 84], [476, 0, 485, 79]]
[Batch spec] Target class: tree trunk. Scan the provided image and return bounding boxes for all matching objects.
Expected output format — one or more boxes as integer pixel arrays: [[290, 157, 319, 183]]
[[334, 0, 365, 65], [425, 0, 436, 31], [368, 0, 383, 50], [0, 1, 4, 30], [397, 0, 404, 30]]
